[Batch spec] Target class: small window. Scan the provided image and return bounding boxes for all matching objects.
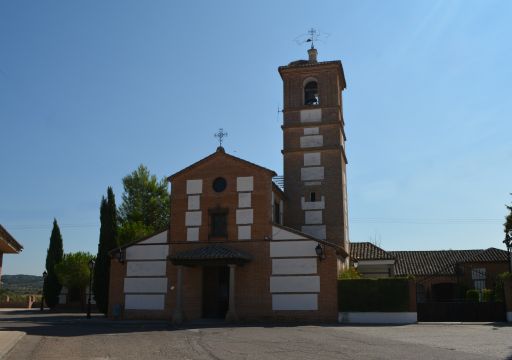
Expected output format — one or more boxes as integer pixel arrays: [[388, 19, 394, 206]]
[[472, 268, 486, 290], [210, 212, 227, 237], [304, 81, 319, 105], [212, 177, 227, 192], [274, 202, 281, 225], [309, 192, 316, 202]]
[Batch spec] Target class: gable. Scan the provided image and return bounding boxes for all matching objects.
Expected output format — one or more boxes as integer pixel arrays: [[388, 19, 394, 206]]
[[168, 147, 276, 182]]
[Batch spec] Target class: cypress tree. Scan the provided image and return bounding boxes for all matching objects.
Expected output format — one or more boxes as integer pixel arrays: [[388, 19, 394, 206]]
[[44, 219, 64, 308], [93, 187, 118, 314]]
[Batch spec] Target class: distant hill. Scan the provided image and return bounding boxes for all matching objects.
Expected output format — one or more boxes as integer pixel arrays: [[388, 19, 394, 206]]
[[0, 274, 43, 294]]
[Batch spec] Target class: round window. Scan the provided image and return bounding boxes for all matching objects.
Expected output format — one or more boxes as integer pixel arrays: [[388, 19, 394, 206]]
[[212, 177, 227, 192]]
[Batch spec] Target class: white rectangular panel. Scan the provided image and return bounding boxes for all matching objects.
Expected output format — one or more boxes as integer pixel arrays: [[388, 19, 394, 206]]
[[186, 179, 203, 194], [188, 195, 200, 210], [304, 152, 321, 166], [238, 225, 251, 240], [301, 167, 324, 181], [125, 294, 165, 310], [124, 277, 167, 293], [236, 208, 253, 224], [272, 294, 318, 310], [125, 245, 169, 260], [187, 227, 199, 241], [272, 225, 307, 240], [300, 135, 323, 148], [301, 225, 326, 240], [237, 176, 254, 192], [272, 258, 317, 275], [270, 276, 320, 293], [127, 261, 166, 277], [139, 231, 167, 244], [300, 108, 322, 123], [185, 211, 202, 226], [238, 192, 251, 208], [270, 241, 318, 258], [301, 196, 325, 210], [305, 210, 322, 224], [303, 127, 319, 135]]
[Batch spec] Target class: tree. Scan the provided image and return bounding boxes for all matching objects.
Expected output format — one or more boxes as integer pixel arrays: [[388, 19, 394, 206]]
[[54, 252, 95, 310], [504, 194, 512, 273], [93, 187, 118, 315], [43, 219, 64, 308], [118, 164, 170, 245], [504, 194, 512, 235]]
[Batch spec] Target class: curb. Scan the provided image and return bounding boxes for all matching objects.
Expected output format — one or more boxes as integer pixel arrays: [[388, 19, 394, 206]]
[[0, 331, 25, 359]]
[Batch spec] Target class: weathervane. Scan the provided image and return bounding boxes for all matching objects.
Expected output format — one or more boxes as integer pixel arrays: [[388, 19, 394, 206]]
[[214, 128, 228, 147], [294, 28, 329, 49]]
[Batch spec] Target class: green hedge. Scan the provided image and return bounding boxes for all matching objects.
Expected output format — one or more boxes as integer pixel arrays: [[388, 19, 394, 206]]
[[338, 278, 411, 312]]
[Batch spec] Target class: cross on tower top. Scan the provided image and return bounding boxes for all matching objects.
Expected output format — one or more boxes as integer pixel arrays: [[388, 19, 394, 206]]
[[214, 128, 228, 148], [306, 28, 318, 49]]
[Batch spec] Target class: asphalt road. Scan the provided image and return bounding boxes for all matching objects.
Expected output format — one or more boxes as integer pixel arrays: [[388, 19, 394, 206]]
[[1, 311, 511, 360]]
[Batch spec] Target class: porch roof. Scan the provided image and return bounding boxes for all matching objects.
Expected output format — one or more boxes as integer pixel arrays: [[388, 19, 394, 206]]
[[168, 244, 252, 266]]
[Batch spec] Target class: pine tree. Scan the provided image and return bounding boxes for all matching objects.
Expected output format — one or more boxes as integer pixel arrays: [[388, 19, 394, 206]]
[[93, 187, 118, 314], [117, 164, 169, 245], [44, 219, 64, 308], [505, 194, 512, 235]]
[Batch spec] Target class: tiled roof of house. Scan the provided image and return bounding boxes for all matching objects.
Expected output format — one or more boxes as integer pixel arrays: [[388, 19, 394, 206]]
[[0, 224, 23, 253], [350, 242, 395, 261], [389, 248, 509, 276], [169, 244, 253, 264], [272, 175, 284, 192]]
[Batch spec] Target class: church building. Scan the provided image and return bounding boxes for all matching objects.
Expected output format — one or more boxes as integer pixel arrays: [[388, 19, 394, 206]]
[[108, 46, 350, 322]]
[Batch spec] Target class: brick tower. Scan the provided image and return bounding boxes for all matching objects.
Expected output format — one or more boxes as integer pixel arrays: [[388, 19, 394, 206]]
[[278, 46, 349, 254]]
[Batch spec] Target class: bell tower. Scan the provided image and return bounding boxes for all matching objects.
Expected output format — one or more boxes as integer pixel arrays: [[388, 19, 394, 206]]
[[279, 46, 349, 253]]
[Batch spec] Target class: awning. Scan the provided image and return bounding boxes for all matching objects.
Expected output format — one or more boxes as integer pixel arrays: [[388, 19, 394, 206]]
[[168, 244, 252, 266]]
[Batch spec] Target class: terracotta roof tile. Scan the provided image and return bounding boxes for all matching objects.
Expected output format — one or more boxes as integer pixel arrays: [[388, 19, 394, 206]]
[[389, 248, 509, 276], [350, 242, 394, 260], [169, 244, 252, 262]]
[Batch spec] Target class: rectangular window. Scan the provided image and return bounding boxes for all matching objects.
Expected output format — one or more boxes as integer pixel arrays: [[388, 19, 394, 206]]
[[274, 202, 281, 225], [471, 268, 486, 290], [309, 192, 316, 202], [210, 212, 227, 237]]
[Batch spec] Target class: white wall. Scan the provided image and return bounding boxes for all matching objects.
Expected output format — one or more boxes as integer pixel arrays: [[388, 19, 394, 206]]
[[272, 294, 318, 310], [125, 295, 165, 310], [125, 245, 169, 260], [301, 225, 326, 240], [272, 226, 306, 240], [270, 241, 317, 257], [272, 258, 317, 275], [270, 276, 320, 293], [139, 231, 168, 244], [124, 278, 168, 293], [127, 261, 166, 277]]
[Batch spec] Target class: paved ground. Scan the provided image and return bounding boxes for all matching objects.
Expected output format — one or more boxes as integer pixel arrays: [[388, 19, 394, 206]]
[[0, 310, 511, 359]]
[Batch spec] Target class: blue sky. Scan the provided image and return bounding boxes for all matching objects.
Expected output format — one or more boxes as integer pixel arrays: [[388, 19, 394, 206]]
[[1, 1, 511, 275]]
